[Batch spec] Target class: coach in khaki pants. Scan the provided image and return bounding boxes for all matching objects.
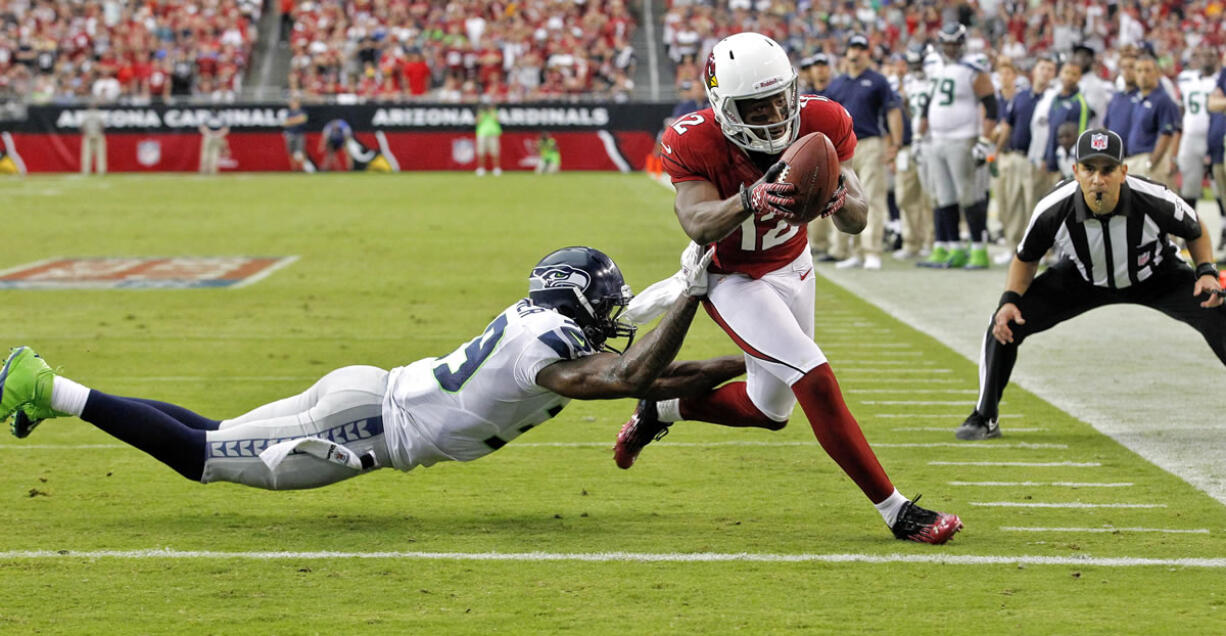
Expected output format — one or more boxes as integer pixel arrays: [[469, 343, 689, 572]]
[[80, 101, 106, 175], [827, 34, 903, 270], [1123, 54, 1180, 187]]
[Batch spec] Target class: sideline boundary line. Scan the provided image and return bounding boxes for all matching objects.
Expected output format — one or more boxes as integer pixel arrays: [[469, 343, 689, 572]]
[[1, 549, 1224, 568]]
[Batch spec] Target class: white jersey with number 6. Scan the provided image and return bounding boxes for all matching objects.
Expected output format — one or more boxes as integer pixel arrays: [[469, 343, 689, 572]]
[[1178, 70, 1217, 141], [382, 299, 593, 470], [927, 57, 984, 140]]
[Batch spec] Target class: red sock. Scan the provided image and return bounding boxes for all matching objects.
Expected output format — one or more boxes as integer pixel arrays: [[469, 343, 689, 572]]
[[792, 364, 894, 502], [679, 382, 785, 429]]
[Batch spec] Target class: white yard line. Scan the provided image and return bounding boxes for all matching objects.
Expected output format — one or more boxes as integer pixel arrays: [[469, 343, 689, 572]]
[[949, 481, 1133, 487], [876, 413, 1022, 418], [1000, 526, 1209, 534], [0, 549, 1223, 568], [930, 461, 1101, 467], [894, 426, 1042, 432], [0, 441, 1067, 451], [970, 502, 1166, 509]]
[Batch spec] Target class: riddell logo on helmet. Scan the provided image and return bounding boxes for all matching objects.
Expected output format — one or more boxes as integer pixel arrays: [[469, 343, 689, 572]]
[[753, 77, 783, 91]]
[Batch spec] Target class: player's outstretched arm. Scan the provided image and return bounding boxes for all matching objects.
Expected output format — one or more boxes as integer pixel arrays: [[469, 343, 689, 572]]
[[830, 161, 868, 234], [640, 355, 746, 400], [536, 294, 703, 400]]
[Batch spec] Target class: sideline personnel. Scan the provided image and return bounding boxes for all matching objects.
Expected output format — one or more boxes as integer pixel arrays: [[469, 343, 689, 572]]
[[957, 129, 1225, 440]]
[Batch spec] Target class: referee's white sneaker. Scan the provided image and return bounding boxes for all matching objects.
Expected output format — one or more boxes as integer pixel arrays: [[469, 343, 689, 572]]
[[955, 411, 1001, 440]]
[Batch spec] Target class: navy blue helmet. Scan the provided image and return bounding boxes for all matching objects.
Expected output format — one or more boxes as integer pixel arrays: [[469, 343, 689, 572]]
[[529, 246, 636, 351], [938, 22, 967, 45]]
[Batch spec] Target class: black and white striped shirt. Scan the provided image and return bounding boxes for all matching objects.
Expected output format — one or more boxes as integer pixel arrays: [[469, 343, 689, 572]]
[[1016, 176, 1202, 288]]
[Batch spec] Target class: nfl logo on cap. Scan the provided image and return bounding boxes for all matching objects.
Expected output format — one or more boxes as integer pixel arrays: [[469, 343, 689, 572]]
[[1090, 134, 1108, 151]]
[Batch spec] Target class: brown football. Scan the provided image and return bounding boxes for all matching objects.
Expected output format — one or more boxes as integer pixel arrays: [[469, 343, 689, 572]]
[[777, 132, 841, 224]]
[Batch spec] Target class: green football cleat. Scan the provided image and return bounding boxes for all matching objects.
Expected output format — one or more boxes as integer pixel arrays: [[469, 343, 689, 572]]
[[943, 248, 969, 269], [917, 245, 950, 268], [964, 247, 990, 270], [0, 347, 65, 437]]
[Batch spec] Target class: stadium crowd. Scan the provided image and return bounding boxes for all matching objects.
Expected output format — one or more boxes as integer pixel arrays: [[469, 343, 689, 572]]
[[0, 0, 262, 104], [286, 0, 638, 102]]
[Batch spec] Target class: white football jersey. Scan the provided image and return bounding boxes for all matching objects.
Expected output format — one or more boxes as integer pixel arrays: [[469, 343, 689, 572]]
[[903, 72, 931, 142], [1178, 69, 1217, 137], [927, 56, 984, 139], [382, 299, 594, 469]]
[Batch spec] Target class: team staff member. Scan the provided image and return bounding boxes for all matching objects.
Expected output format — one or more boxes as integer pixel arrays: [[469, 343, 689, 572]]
[[993, 57, 1052, 264], [802, 53, 843, 263], [1125, 54, 1181, 185], [957, 129, 1225, 440], [827, 33, 904, 271], [893, 43, 933, 260], [283, 96, 308, 171], [1208, 57, 1226, 254]]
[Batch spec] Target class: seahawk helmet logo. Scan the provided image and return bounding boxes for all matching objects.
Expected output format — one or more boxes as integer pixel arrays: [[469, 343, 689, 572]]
[[529, 265, 591, 293], [705, 53, 718, 88], [1090, 133, 1109, 151]]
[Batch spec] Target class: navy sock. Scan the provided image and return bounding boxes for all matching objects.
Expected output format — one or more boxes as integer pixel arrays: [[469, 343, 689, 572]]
[[964, 199, 989, 244], [936, 204, 960, 243], [81, 391, 208, 481], [123, 397, 221, 431]]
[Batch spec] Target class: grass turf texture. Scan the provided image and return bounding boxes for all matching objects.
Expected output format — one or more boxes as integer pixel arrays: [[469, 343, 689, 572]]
[[1, 173, 1224, 633]]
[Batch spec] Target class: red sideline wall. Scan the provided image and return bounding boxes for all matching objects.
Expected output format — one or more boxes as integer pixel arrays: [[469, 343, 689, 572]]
[[6, 102, 673, 173], [9, 130, 656, 173]]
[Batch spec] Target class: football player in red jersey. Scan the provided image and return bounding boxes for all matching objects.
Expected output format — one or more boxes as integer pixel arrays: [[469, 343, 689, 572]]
[[615, 33, 962, 544]]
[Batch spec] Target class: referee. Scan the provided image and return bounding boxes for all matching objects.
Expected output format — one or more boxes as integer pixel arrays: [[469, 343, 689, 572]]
[[956, 128, 1225, 440]]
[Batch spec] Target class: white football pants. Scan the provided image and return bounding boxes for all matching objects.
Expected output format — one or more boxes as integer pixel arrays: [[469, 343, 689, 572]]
[[201, 365, 392, 490], [704, 249, 826, 421]]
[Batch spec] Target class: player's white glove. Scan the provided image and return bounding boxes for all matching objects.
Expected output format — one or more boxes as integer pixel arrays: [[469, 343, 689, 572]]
[[621, 243, 715, 324], [680, 241, 716, 297], [971, 137, 994, 167]]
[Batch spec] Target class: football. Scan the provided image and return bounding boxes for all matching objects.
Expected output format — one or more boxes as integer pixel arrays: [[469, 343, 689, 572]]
[[777, 132, 841, 224]]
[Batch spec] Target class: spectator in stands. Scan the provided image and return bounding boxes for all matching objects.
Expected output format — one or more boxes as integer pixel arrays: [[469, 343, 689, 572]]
[[671, 80, 704, 119], [402, 47, 432, 98]]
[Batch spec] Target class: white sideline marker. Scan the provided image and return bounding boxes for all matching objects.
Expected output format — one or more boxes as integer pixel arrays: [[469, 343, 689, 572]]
[[839, 368, 953, 374], [848, 389, 978, 394], [861, 400, 976, 405], [893, 426, 1043, 432], [1000, 527, 1210, 535], [930, 461, 1101, 467], [949, 481, 1133, 487], [2, 549, 1224, 569], [970, 502, 1166, 509], [877, 413, 1023, 418]]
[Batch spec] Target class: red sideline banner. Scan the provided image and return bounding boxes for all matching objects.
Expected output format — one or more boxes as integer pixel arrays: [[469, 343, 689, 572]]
[[7, 130, 655, 173]]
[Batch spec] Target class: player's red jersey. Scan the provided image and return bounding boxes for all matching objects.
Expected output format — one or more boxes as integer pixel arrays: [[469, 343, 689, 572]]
[[660, 95, 856, 278]]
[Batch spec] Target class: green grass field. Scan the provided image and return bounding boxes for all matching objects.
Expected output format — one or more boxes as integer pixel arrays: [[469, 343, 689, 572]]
[[2, 173, 1224, 633]]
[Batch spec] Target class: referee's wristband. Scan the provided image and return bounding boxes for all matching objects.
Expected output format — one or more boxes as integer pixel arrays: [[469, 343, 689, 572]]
[[999, 290, 1023, 308], [1196, 263, 1219, 280]]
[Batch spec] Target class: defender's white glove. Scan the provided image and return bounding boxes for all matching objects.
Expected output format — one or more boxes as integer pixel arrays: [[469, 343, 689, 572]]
[[621, 243, 715, 324], [680, 241, 715, 297]]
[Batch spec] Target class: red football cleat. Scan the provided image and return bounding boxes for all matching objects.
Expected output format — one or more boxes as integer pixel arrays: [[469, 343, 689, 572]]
[[613, 400, 671, 469], [890, 495, 963, 544]]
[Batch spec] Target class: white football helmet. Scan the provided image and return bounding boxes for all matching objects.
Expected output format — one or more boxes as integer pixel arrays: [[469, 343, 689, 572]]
[[703, 33, 800, 155]]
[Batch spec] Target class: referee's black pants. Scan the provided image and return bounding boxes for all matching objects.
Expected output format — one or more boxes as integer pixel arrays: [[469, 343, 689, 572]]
[[975, 259, 1226, 420]]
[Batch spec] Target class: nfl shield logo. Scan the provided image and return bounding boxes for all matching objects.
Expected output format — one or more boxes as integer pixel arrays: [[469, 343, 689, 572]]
[[1090, 134, 1109, 151], [136, 139, 161, 167]]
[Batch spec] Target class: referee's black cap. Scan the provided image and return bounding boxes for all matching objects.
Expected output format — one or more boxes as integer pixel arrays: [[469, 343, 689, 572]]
[[1074, 128, 1124, 164]]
